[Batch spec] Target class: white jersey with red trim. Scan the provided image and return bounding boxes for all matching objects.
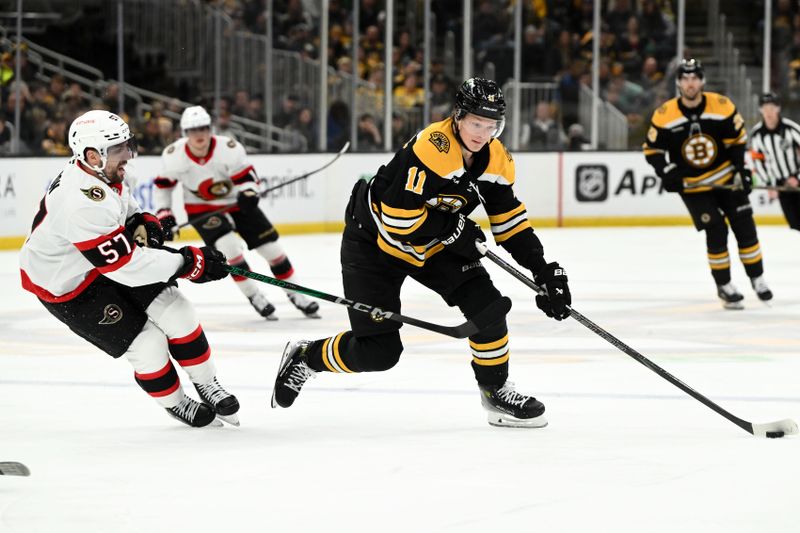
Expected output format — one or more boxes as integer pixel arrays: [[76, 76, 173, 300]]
[[154, 136, 258, 216], [19, 159, 184, 302]]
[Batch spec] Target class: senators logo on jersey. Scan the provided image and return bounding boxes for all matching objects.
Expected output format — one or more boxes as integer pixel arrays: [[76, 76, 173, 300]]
[[192, 178, 233, 200], [81, 186, 106, 202]]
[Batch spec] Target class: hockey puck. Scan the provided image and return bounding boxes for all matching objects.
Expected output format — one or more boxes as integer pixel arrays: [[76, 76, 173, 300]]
[[766, 431, 785, 439]]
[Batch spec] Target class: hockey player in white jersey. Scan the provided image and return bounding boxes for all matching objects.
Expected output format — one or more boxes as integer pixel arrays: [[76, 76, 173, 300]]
[[154, 106, 319, 320], [19, 110, 240, 428]]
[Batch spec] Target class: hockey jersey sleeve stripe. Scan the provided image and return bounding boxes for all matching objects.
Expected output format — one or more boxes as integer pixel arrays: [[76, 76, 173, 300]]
[[642, 147, 664, 156], [73, 225, 128, 251], [488, 204, 526, 225], [380, 202, 426, 218], [381, 209, 428, 235], [95, 250, 135, 274], [723, 130, 747, 146], [153, 177, 178, 189], [230, 165, 257, 184], [19, 268, 101, 303], [493, 219, 532, 243]]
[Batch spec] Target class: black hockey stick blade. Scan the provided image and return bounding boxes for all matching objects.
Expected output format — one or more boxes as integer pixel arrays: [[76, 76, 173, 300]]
[[226, 266, 504, 339], [479, 245, 798, 438], [0, 462, 30, 476]]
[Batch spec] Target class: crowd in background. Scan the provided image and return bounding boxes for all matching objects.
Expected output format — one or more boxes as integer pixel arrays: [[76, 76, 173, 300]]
[[0, 0, 679, 155]]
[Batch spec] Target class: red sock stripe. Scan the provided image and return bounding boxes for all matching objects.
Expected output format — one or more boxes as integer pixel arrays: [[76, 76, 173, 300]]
[[269, 257, 294, 279], [168, 325, 203, 345], [229, 257, 250, 282], [175, 348, 211, 367], [134, 361, 180, 397]]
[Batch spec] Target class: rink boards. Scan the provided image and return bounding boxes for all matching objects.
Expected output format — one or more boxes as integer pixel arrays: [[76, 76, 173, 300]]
[[0, 150, 785, 248]]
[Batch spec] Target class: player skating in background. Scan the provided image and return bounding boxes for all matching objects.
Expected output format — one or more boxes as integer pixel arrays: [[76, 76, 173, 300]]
[[19, 110, 239, 428], [154, 105, 319, 321], [749, 91, 800, 232], [643, 59, 772, 310], [272, 78, 572, 428]]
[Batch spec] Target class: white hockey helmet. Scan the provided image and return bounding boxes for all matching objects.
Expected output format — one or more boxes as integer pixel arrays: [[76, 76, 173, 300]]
[[180, 105, 212, 135], [68, 110, 135, 177]]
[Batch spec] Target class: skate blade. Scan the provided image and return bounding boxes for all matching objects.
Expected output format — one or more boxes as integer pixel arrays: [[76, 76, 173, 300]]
[[264, 314, 279, 321], [721, 301, 745, 310], [216, 413, 240, 426], [207, 418, 224, 428], [303, 312, 321, 319], [487, 412, 548, 428]]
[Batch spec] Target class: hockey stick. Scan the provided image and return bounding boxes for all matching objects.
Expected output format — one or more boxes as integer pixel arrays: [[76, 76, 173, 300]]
[[0, 462, 30, 476], [226, 265, 511, 339], [476, 241, 798, 439], [172, 141, 351, 234], [685, 183, 800, 193]]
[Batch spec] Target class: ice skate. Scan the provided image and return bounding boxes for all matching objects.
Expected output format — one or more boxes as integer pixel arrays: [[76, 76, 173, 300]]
[[271, 341, 317, 408], [750, 276, 773, 303], [166, 395, 222, 428], [717, 282, 745, 310], [195, 377, 241, 426], [287, 292, 320, 318], [249, 292, 278, 321], [479, 382, 548, 428]]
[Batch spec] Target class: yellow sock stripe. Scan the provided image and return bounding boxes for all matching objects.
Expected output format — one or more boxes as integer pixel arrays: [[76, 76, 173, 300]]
[[738, 243, 760, 254], [469, 334, 509, 351], [332, 332, 353, 373], [710, 262, 731, 270], [707, 251, 730, 259], [320, 338, 335, 372], [740, 254, 763, 265], [472, 352, 510, 366]]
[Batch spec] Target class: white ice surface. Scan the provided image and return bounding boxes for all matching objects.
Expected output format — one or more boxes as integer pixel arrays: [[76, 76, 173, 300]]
[[1, 227, 799, 533]]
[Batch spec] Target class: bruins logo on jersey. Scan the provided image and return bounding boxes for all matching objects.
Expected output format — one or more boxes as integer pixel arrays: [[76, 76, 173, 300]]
[[81, 186, 106, 202], [426, 194, 466, 213], [193, 178, 233, 200], [428, 131, 450, 153], [681, 134, 717, 168]]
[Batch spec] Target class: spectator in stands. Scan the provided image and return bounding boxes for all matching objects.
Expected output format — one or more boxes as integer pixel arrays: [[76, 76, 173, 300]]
[[640, 0, 672, 43], [520, 101, 567, 151], [274, 94, 300, 128], [395, 29, 416, 67], [63, 82, 90, 119], [137, 117, 165, 155], [327, 100, 350, 150], [40, 115, 70, 156], [215, 109, 238, 140], [606, 0, 634, 37], [473, 0, 507, 51], [393, 73, 425, 108], [278, 0, 313, 37], [429, 74, 451, 110], [231, 90, 250, 117], [247, 94, 264, 121], [0, 113, 11, 154], [618, 16, 645, 78], [391, 111, 412, 148], [290, 106, 316, 150], [359, 0, 384, 32], [567, 123, 590, 151], [102, 82, 122, 113], [356, 113, 382, 151], [362, 25, 385, 58]]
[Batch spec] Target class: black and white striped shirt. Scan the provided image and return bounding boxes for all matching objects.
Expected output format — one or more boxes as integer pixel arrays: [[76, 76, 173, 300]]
[[749, 117, 800, 184]]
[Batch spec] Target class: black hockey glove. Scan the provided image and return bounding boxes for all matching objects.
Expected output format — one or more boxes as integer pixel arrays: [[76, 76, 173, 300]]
[[237, 189, 260, 213], [534, 262, 571, 321], [440, 213, 486, 261], [125, 212, 164, 248], [660, 168, 684, 193], [156, 209, 179, 241], [176, 246, 229, 283], [733, 169, 753, 194]]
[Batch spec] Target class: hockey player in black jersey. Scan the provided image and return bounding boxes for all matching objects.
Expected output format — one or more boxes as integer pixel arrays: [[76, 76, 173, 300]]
[[271, 78, 572, 428], [643, 59, 772, 309]]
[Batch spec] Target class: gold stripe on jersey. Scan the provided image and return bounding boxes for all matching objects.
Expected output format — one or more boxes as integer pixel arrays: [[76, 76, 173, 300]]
[[378, 202, 429, 236], [370, 192, 445, 267], [683, 162, 735, 193], [642, 146, 665, 156], [702, 92, 737, 117], [470, 334, 510, 366], [707, 251, 730, 270], [489, 204, 532, 243], [649, 99, 688, 129], [478, 140, 516, 186], [722, 129, 747, 147], [320, 337, 336, 372], [412, 118, 465, 181], [380, 203, 426, 218], [738, 243, 762, 265]]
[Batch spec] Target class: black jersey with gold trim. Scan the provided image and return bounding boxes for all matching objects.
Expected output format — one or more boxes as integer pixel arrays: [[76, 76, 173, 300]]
[[350, 117, 546, 271], [643, 92, 747, 194]]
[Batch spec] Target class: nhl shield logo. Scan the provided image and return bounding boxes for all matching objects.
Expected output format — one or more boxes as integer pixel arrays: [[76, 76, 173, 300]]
[[575, 164, 609, 202], [99, 304, 123, 325]]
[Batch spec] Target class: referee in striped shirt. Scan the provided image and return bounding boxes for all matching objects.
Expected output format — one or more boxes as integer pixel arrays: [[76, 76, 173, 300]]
[[750, 92, 800, 231]]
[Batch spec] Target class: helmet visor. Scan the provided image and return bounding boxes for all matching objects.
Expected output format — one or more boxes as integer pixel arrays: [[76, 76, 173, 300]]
[[459, 113, 506, 139], [106, 136, 137, 160]]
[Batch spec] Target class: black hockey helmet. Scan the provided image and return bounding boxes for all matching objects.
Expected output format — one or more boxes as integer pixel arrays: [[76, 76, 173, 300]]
[[759, 91, 781, 107], [676, 58, 705, 80], [453, 77, 506, 137]]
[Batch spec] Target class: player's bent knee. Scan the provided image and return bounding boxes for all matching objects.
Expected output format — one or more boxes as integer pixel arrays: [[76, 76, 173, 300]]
[[356, 332, 403, 371], [213, 232, 244, 261]]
